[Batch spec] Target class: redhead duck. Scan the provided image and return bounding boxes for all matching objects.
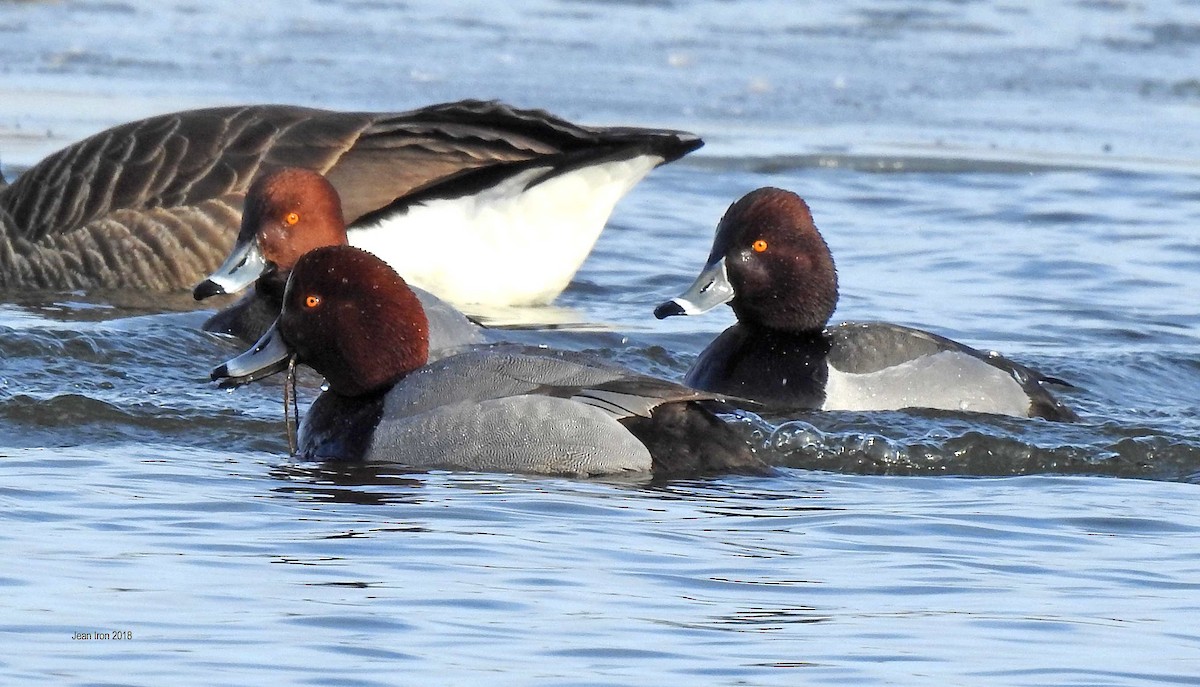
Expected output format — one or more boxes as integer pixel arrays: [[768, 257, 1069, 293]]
[[197, 167, 481, 352], [211, 245, 768, 477], [654, 188, 1077, 421], [0, 100, 701, 304]]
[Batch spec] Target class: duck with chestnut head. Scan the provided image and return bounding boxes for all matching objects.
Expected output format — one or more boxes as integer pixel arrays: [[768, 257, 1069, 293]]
[[213, 245, 768, 478], [655, 188, 1076, 421], [196, 167, 482, 354]]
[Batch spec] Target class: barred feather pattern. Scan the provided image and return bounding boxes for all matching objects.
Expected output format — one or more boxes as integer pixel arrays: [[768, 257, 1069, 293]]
[[0, 101, 697, 291]]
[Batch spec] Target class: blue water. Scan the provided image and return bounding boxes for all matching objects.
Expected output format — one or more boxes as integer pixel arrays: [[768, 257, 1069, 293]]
[[2, 1, 1200, 684]]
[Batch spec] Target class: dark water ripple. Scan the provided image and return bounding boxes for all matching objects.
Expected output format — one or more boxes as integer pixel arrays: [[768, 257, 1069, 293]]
[[0, 315, 288, 452], [762, 412, 1200, 482]]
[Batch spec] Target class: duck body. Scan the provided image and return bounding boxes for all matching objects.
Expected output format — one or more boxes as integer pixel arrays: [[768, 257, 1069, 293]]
[[686, 321, 1076, 419], [1, 101, 701, 305], [656, 187, 1077, 421], [298, 346, 761, 477], [212, 245, 766, 478]]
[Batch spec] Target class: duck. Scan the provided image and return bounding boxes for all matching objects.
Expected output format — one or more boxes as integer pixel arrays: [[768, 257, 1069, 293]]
[[653, 187, 1077, 421], [0, 100, 702, 305], [210, 245, 768, 478], [197, 167, 482, 352]]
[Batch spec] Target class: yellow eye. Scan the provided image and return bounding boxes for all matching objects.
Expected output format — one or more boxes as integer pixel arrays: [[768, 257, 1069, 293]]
[[752, 239, 768, 253], [304, 294, 321, 309], [285, 212, 300, 226]]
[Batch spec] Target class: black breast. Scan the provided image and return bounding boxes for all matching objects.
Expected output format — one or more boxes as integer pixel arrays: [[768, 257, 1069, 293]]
[[683, 325, 832, 409], [298, 390, 388, 462]]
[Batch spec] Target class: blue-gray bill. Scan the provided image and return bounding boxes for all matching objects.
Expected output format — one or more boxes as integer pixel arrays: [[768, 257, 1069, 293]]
[[654, 257, 733, 319], [193, 238, 268, 300], [210, 321, 293, 388]]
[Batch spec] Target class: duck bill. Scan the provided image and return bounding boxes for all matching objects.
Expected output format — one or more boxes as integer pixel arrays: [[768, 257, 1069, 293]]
[[193, 239, 267, 300], [653, 257, 734, 319], [211, 321, 293, 388]]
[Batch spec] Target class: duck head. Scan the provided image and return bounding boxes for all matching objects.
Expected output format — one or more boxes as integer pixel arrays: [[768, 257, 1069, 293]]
[[654, 187, 838, 333], [193, 168, 348, 300], [212, 245, 430, 397]]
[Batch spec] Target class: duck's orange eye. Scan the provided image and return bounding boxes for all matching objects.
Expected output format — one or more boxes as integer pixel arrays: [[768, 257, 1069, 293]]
[[285, 212, 300, 226], [304, 294, 321, 309], [752, 239, 768, 253]]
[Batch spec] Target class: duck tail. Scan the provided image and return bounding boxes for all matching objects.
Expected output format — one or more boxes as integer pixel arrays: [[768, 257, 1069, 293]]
[[623, 401, 772, 478]]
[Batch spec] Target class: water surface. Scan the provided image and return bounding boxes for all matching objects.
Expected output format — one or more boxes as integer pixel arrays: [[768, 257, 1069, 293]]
[[1, 1, 1199, 684]]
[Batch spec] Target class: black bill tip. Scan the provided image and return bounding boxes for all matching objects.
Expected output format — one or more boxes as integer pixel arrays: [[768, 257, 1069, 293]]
[[653, 300, 686, 320], [210, 362, 277, 389], [210, 363, 247, 389], [193, 279, 226, 301]]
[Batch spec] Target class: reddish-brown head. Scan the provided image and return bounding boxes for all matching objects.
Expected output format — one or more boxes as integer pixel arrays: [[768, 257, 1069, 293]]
[[279, 245, 430, 397], [241, 168, 349, 271], [715, 187, 839, 332]]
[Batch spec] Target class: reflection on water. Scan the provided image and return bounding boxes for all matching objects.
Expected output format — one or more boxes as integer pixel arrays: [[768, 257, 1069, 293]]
[[269, 462, 432, 505]]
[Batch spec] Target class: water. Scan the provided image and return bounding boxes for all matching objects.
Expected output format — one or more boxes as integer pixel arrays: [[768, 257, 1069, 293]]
[[2, 1, 1200, 684]]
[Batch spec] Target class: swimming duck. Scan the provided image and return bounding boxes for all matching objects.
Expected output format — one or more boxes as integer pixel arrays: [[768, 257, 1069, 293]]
[[0, 100, 701, 305], [211, 245, 768, 477], [654, 187, 1077, 421], [197, 167, 481, 352]]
